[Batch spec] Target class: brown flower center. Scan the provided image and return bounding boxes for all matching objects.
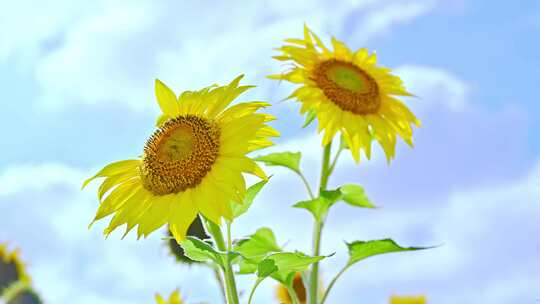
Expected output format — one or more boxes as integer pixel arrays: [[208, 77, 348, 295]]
[[312, 59, 381, 114], [139, 115, 220, 195]]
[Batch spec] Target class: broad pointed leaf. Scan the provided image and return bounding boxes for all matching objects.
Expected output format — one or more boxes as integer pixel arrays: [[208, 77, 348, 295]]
[[257, 259, 278, 278], [180, 237, 223, 266], [340, 184, 376, 208], [264, 251, 325, 284], [347, 239, 431, 266], [235, 228, 281, 260], [254, 152, 301, 174], [293, 189, 342, 222]]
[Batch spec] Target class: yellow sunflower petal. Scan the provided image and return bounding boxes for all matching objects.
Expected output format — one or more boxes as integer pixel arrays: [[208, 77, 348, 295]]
[[91, 179, 140, 224], [270, 25, 419, 164], [103, 187, 152, 237], [155, 79, 180, 117], [169, 190, 198, 242], [136, 194, 174, 239], [82, 159, 140, 189], [85, 76, 275, 241], [331, 37, 352, 60], [97, 169, 138, 200]]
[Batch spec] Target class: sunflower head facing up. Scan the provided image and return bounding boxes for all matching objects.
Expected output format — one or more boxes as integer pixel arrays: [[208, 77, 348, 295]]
[[83, 75, 279, 243], [389, 295, 427, 304], [0, 243, 29, 295], [270, 25, 420, 163]]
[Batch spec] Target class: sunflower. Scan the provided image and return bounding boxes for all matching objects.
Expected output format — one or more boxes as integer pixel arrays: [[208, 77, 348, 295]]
[[270, 25, 420, 162], [0, 243, 29, 295], [155, 289, 184, 304], [6, 288, 43, 304], [83, 75, 278, 242], [275, 272, 307, 304], [389, 295, 427, 304]]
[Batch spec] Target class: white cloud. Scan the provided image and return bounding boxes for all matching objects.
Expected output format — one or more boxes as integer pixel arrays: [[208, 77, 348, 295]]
[[395, 65, 469, 111], [353, 0, 437, 42], [30, 0, 441, 112], [0, 163, 223, 304], [0, 163, 83, 195], [0, 0, 96, 67]]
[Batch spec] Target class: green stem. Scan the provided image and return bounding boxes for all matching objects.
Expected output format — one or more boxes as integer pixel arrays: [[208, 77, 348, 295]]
[[308, 141, 333, 304], [328, 147, 343, 176], [297, 172, 315, 199], [319, 142, 333, 191], [226, 221, 233, 251], [247, 278, 264, 304], [211, 265, 227, 304], [286, 284, 302, 304], [204, 219, 240, 304], [319, 264, 350, 304]]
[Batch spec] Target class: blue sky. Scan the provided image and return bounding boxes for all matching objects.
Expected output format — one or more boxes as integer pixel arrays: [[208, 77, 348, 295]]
[[0, 0, 539, 303]]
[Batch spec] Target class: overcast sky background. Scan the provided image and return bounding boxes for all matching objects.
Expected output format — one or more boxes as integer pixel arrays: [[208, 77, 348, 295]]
[[1, 0, 539, 303]]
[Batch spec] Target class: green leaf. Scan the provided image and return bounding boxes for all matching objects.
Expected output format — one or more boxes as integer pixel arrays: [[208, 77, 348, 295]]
[[234, 228, 281, 275], [254, 151, 301, 174], [180, 237, 224, 266], [257, 259, 278, 278], [264, 251, 325, 284], [231, 179, 269, 218], [234, 227, 281, 260], [238, 259, 258, 274], [293, 189, 342, 222], [339, 184, 376, 208], [302, 109, 317, 128], [346, 239, 431, 266]]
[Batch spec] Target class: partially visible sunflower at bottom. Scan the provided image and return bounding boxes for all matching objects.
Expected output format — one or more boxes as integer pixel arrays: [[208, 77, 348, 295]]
[[155, 289, 184, 304], [1, 243, 42, 304], [275, 273, 307, 304], [390, 295, 427, 304], [270, 25, 420, 163], [0, 244, 29, 295], [84, 75, 279, 242]]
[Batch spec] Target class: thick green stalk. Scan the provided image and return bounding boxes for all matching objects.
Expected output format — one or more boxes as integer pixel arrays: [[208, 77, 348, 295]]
[[205, 219, 240, 304], [308, 142, 333, 304]]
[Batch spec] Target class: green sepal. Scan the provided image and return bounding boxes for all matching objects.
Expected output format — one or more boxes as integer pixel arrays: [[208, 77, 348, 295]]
[[254, 151, 302, 174], [339, 133, 349, 150], [302, 109, 317, 128]]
